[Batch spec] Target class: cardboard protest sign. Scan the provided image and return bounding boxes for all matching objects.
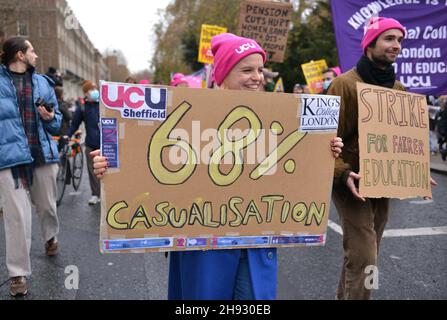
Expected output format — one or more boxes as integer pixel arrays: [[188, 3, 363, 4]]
[[99, 81, 340, 253], [198, 24, 227, 64], [301, 59, 328, 94], [357, 83, 432, 199], [238, 0, 293, 63]]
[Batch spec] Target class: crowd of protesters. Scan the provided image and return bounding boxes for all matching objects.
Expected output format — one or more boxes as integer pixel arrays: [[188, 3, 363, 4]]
[[0, 14, 442, 300]]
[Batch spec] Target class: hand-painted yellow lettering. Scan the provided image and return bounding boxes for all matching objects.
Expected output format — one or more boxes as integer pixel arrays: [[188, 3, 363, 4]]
[[250, 132, 307, 180], [189, 203, 204, 226], [291, 203, 307, 223], [305, 202, 326, 226], [261, 195, 284, 223], [209, 107, 261, 186], [153, 202, 169, 227], [148, 102, 198, 185], [130, 205, 152, 229], [229, 197, 244, 227], [169, 208, 187, 228], [281, 201, 290, 223], [242, 200, 263, 225], [220, 204, 228, 226], [203, 202, 220, 228], [107, 201, 129, 230]]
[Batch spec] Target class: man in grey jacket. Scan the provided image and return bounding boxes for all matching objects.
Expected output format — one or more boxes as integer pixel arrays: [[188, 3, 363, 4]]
[[0, 37, 62, 297]]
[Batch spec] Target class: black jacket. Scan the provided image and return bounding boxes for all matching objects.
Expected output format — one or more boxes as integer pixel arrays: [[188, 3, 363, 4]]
[[67, 99, 100, 149]]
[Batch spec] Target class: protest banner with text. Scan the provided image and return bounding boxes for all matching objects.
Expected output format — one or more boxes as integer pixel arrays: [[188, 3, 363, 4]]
[[198, 24, 228, 64], [358, 83, 432, 199], [238, 0, 293, 63], [301, 60, 328, 94], [98, 82, 341, 253], [332, 1, 447, 95]]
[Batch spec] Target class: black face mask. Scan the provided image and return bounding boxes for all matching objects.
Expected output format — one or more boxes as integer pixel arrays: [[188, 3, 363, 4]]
[[356, 55, 396, 88]]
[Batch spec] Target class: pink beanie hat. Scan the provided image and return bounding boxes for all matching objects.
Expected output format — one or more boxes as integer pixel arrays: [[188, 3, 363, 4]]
[[170, 73, 188, 87], [331, 67, 342, 76], [211, 33, 266, 86], [361, 17, 406, 54]]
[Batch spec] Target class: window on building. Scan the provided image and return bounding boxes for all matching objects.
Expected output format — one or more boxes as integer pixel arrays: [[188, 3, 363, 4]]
[[17, 21, 29, 37], [38, 49, 45, 74], [39, 20, 49, 38]]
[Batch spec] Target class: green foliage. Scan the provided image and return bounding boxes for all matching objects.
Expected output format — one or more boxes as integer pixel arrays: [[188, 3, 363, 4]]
[[269, 1, 339, 92], [151, 0, 240, 84]]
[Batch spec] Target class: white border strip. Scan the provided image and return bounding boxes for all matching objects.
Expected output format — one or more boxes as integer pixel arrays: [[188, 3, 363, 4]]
[[327, 220, 343, 235], [328, 220, 447, 238], [383, 226, 447, 238]]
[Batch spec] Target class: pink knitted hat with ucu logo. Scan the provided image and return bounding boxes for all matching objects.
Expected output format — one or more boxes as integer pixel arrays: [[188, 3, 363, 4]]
[[361, 17, 406, 54], [170, 73, 188, 87], [211, 33, 266, 86]]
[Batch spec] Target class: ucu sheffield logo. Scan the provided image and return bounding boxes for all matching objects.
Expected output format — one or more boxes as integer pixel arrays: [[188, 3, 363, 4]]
[[235, 42, 257, 54], [101, 82, 167, 121]]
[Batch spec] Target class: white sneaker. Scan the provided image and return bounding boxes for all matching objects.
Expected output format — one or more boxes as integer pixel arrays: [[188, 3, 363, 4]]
[[88, 196, 100, 205]]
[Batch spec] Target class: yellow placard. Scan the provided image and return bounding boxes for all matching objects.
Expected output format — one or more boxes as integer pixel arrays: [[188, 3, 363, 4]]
[[198, 24, 228, 64], [301, 59, 328, 94]]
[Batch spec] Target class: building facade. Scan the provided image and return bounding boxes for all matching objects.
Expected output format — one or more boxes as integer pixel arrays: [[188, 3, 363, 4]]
[[1, 0, 110, 99], [104, 53, 131, 83]]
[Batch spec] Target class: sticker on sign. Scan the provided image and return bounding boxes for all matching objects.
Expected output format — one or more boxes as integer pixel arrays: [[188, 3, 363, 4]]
[[100, 82, 167, 121], [299, 94, 340, 132]]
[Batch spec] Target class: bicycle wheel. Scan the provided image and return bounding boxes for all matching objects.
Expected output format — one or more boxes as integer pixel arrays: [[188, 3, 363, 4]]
[[72, 147, 84, 191], [56, 155, 69, 206]]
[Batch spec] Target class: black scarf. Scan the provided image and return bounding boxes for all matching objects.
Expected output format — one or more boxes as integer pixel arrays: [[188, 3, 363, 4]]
[[356, 55, 396, 88]]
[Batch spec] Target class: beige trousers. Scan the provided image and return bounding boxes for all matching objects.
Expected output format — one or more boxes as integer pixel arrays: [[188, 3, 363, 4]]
[[0, 164, 59, 277]]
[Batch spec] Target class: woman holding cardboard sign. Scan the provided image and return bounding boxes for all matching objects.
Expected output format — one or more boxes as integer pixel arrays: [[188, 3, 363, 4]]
[[91, 33, 343, 300]]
